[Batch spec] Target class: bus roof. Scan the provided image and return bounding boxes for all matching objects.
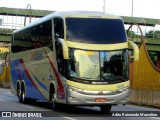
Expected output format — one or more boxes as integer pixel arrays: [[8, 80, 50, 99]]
[[13, 11, 122, 34]]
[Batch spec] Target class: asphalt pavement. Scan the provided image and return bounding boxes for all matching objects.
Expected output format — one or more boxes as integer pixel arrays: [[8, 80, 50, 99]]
[[0, 88, 159, 120]]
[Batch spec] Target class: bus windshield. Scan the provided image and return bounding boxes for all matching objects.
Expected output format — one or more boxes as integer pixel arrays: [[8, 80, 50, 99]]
[[68, 49, 129, 83], [66, 18, 127, 44]]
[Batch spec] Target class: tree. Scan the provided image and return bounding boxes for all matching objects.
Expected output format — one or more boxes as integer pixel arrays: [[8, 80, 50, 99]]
[[0, 28, 14, 34], [145, 30, 160, 38], [127, 31, 137, 38]]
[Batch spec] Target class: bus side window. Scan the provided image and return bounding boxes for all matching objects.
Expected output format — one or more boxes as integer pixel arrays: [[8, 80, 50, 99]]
[[56, 42, 66, 76], [31, 20, 53, 50], [54, 18, 64, 39]]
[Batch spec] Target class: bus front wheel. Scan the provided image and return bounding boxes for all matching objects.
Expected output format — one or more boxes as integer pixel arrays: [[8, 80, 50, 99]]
[[50, 86, 59, 110], [99, 105, 112, 113]]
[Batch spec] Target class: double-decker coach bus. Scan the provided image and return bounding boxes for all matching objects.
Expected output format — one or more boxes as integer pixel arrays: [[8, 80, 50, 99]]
[[10, 11, 139, 113]]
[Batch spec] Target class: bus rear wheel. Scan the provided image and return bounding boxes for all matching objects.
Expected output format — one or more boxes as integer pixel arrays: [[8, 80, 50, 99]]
[[18, 85, 26, 104], [17, 85, 22, 103], [21, 87, 26, 103], [99, 105, 112, 113]]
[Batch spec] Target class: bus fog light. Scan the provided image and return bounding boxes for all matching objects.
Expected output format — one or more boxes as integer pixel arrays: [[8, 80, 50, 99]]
[[69, 96, 76, 100]]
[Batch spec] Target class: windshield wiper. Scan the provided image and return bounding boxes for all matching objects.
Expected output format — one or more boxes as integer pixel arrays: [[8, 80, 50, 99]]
[[117, 76, 128, 81], [78, 77, 95, 80], [69, 76, 95, 80], [101, 75, 128, 81]]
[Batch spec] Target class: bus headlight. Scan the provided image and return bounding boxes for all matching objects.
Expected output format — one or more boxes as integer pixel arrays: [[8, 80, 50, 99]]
[[68, 86, 76, 91], [117, 87, 129, 93], [68, 85, 83, 93]]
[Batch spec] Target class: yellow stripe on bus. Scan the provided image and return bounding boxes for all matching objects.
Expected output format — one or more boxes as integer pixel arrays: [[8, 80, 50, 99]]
[[66, 41, 128, 51], [66, 80, 129, 91]]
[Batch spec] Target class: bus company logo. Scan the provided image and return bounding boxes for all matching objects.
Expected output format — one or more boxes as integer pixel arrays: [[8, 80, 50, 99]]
[[98, 91, 103, 95], [30, 51, 43, 61]]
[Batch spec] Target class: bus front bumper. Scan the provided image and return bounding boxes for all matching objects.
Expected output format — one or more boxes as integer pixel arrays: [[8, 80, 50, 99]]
[[66, 87, 129, 105]]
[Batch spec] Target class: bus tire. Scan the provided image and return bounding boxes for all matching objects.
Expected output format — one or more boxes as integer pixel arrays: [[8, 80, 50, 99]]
[[21, 86, 26, 104], [99, 105, 112, 113], [17, 84, 22, 103], [50, 85, 59, 111], [52, 102, 59, 111], [18, 84, 27, 104]]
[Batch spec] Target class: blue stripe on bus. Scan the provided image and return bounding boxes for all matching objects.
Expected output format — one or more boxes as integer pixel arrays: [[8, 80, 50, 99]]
[[30, 71, 48, 92], [10, 60, 21, 90], [10, 59, 47, 101]]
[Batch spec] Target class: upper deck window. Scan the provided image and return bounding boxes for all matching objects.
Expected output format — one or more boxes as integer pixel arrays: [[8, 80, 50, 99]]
[[12, 20, 52, 53], [66, 18, 127, 44]]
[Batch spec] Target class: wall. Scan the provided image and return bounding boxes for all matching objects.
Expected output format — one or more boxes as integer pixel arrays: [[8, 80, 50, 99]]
[[129, 41, 160, 107]]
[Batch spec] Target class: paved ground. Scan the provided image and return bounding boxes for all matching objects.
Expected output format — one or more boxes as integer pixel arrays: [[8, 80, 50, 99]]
[[0, 88, 160, 120]]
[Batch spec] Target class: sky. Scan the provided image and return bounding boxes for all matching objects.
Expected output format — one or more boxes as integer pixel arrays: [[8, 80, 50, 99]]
[[0, 0, 160, 32], [0, 0, 160, 19]]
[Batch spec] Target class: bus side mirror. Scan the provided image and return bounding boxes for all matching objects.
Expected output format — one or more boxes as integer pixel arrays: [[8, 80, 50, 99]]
[[128, 41, 139, 61], [58, 38, 69, 59]]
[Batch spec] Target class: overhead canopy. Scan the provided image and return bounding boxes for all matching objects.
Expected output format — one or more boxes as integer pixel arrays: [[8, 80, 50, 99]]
[[0, 7, 53, 17], [0, 7, 160, 26], [121, 16, 160, 26]]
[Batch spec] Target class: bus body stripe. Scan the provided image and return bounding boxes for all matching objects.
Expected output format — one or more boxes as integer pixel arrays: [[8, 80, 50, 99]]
[[43, 49, 65, 98], [14, 60, 22, 81], [30, 70, 48, 92], [19, 59, 36, 87], [19, 59, 46, 99]]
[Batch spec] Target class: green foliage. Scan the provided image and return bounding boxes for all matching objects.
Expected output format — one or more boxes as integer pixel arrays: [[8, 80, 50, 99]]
[[148, 51, 157, 66], [145, 30, 160, 38], [127, 31, 137, 38], [0, 28, 14, 34], [0, 52, 7, 60]]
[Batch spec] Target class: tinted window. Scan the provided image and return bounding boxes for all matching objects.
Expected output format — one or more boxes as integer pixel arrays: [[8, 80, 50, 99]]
[[68, 49, 129, 83], [66, 18, 127, 44], [12, 20, 53, 53], [54, 18, 64, 39]]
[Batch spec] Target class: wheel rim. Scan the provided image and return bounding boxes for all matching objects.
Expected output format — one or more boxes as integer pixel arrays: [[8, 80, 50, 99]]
[[18, 89, 21, 97], [22, 90, 25, 102], [52, 93, 56, 102]]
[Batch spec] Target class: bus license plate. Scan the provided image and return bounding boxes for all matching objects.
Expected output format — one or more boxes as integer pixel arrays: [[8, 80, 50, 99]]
[[95, 98, 106, 102]]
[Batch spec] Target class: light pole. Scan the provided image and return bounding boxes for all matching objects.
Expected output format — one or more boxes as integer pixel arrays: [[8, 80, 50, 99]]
[[24, 4, 32, 26], [131, 0, 134, 17], [103, 0, 105, 13]]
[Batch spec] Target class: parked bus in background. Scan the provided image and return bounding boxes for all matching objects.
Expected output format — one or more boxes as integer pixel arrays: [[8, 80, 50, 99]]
[[10, 11, 139, 113]]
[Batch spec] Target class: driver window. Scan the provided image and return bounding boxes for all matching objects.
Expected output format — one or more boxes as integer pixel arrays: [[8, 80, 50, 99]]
[[54, 18, 64, 39], [56, 42, 66, 76]]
